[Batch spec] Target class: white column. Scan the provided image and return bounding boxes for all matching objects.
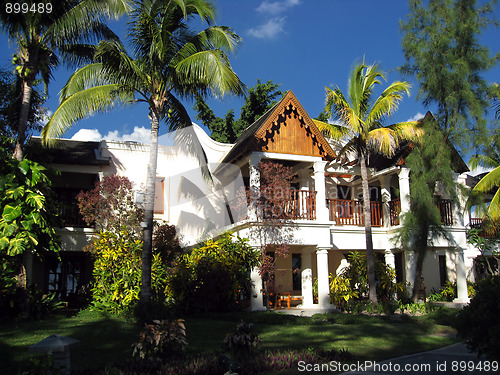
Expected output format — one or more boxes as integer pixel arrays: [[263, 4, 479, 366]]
[[379, 175, 391, 228], [316, 247, 331, 308], [454, 248, 470, 303], [301, 250, 314, 308], [313, 160, 329, 222], [248, 153, 262, 221], [385, 249, 397, 297], [405, 250, 416, 290], [385, 249, 396, 271], [398, 167, 411, 215], [250, 267, 266, 311]]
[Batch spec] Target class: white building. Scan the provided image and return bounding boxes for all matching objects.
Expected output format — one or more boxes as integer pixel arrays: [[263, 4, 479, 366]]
[[28, 91, 481, 309]]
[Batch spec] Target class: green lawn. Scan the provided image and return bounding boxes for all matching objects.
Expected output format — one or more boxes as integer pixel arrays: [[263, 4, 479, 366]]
[[0, 308, 458, 374]]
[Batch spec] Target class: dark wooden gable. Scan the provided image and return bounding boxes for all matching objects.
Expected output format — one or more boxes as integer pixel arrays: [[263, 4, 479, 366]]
[[253, 91, 336, 159], [218, 91, 336, 168]]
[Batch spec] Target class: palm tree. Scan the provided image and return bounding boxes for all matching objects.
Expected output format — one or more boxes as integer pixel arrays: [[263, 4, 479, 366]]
[[315, 62, 421, 303], [42, 0, 245, 303], [469, 137, 500, 225], [0, 0, 130, 160]]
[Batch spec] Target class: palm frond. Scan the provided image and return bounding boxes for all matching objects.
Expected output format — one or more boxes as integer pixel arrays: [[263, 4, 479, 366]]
[[172, 49, 244, 98], [42, 84, 132, 144], [313, 119, 351, 140], [325, 87, 363, 134], [367, 128, 399, 157], [473, 165, 500, 194], [366, 81, 411, 125], [59, 63, 109, 101], [388, 121, 423, 143], [469, 154, 498, 170]]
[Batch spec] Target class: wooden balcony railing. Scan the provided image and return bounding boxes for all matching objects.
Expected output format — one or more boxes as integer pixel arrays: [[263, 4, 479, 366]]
[[389, 198, 401, 226], [327, 199, 383, 227], [261, 188, 317, 220]]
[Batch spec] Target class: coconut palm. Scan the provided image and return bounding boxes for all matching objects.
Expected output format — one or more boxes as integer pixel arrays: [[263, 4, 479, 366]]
[[315, 62, 421, 303], [0, 0, 130, 160], [42, 0, 245, 303], [469, 137, 500, 224]]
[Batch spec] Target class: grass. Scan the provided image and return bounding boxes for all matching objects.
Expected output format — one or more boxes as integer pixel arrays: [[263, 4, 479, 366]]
[[0, 308, 459, 374]]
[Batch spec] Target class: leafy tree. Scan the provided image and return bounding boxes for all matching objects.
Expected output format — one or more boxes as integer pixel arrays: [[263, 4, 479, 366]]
[[194, 79, 282, 143], [315, 61, 420, 303], [0, 0, 129, 160], [399, 0, 498, 299], [0, 158, 61, 257], [0, 69, 46, 159], [76, 174, 143, 236], [42, 0, 244, 304], [394, 117, 457, 301], [400, 0, 496, 149]]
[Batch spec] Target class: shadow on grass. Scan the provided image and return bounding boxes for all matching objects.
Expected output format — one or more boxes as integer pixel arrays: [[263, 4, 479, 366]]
[[0, 308, 459, 374], [0, 310, 138, 374]]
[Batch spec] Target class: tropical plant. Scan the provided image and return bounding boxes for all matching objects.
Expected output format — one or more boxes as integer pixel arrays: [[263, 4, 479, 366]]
[[329, 251, 403, 309], [132, 319, 188, 362], [0, 0, 129, 160], [223, 321, 262, 359], [315, 61, 421, 303], [42, 0, 245, 305], [468, 127, 500, 225], [0, 158, 61, 257]]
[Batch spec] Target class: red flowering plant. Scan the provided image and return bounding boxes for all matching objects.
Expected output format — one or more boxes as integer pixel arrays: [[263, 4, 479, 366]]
[[77, 175, 143, 236], [250, 161, 298, 309]]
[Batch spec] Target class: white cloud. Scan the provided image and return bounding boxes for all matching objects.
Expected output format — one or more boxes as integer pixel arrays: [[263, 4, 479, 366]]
[[247, 17, 287, 39], [256, 0, 300, 15], [104, 126, 151, 143], [71, 128, 103, 141], [71, 126, 151, 143], [407, 112, 425, 122]]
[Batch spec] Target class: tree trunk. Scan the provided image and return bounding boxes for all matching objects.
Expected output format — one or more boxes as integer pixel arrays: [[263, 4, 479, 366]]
[[13, 79, 33, 160], [141, 110, 160, 304], [359, 152, 377, 304]]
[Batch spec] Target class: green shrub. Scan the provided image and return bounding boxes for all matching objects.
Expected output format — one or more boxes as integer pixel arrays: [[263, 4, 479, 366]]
[[427, 281, 476, 302], [168, 232, 259, 313], [455, 276, 500, 361], [223, 321, 262, 358], [89, 231, 168, 313]]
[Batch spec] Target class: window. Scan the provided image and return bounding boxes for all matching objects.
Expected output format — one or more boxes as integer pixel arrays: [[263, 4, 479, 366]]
[[154, 178, 165, 214], [439, 255, 448, 286], [292, 253, 302, 291]]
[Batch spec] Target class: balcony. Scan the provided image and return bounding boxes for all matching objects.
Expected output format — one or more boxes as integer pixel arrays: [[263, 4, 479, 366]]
[[327, 199, 383, 227], [261, 188, 317, 220]]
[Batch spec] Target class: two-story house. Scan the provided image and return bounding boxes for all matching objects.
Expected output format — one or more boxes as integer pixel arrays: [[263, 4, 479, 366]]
[[28, 91, 479, 309]]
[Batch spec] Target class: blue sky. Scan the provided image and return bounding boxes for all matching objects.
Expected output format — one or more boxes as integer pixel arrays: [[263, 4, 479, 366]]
[[1, 0, 499, 147]]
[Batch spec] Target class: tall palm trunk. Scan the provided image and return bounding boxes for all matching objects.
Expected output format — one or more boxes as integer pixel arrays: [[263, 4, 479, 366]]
[[13, 79, 33, 160], [141, 109, 160, 304], [359, 152, 377, 303]]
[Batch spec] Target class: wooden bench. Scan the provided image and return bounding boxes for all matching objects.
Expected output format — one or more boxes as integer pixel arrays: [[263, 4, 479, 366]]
[[277, 292, 303, 309]]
